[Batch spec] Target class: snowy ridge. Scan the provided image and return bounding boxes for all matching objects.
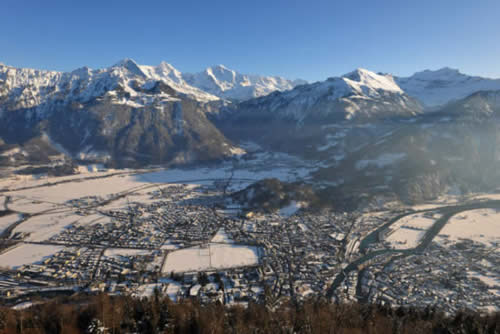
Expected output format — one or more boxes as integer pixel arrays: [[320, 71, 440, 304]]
[[238, 68, 420, 122], [0, 59, 219, 115], [343, 68, 403, 94], [396, 67, 500, 108], [138, 61, 220, 102], [0, 59, 303, 113], [184, 64, 306, 101]]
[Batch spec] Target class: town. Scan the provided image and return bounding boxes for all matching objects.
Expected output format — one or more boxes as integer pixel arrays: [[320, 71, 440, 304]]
[[0, 173, 498, 315]]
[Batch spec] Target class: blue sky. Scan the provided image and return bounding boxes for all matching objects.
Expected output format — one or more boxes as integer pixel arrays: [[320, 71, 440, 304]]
[[2, 0, 500, 81]]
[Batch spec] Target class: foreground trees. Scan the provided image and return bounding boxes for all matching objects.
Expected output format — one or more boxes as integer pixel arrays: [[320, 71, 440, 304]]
[[0, 293, 498, 333]]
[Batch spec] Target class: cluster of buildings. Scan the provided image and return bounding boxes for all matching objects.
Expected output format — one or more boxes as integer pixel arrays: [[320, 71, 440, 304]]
[[0, 181, 498, 314]]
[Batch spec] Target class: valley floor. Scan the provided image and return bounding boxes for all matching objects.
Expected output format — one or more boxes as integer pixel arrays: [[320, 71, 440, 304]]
[[0, 162, 498, 315]]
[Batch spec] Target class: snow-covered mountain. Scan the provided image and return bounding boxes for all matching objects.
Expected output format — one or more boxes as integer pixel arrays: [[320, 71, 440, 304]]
[[396, 67, 500, 108], [227, 68, 421, 124], [3, 59, 500, 177], [0, 59, 245, 167], [184, 65, 306, 101], [0, 58, 219, 115], [0, 59, 303, 113]]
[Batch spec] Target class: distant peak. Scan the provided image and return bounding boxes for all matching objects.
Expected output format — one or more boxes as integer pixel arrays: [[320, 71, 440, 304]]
[[342, 68, 382, 81], [71, 66, 92, 76], [113, 58, 138, 67], [343, 67, 374, 77], [158, 61, 176, 69], [112, 58, 146, 77], [208, 64, 234, 73], [437, 66, 460, 72], [431, 67, 461, 75], [411, 67, 463, 79], [341, 68, 403, 93]]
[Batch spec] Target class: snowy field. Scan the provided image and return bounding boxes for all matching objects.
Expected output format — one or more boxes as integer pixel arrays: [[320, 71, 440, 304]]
[[8, 197, 59, 214], [211, 228, 233, 243], [279, 201, 305, 217], [385, 212, 440, 249], [0, 213, 21, 234], [2, 153, 315, 208], [103, 248, 153, 258], [468, 271, 500, 288], [12, 211, 80, 242], [162, 244, 260, 273], [436, 209, 500, 247], [0, 156, 316, 244], [0, 243, 64, 269], [0, 157, 309, 272]]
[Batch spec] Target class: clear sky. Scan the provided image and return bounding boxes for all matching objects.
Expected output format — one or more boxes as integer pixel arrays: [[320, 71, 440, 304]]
[[2, 0, 500, 81]]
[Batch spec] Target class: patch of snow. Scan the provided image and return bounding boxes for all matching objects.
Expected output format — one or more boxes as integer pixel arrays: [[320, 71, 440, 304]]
[[162, 243, 259, 273], [356, 153, 406, 170], [396, 67, 500, 108], [0, 243, 64, 269], [385, 212, 439, 250], [0, 213, 22, 235], [104, 248, 153, 257], [279, 201, 304, 217], [436, 209, 500, 247], [211, 228, 233, 243], [467, 271, 500, 288]]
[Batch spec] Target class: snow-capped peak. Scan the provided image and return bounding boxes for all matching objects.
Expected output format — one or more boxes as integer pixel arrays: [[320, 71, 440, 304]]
[[211, 64, 231, 71], [410, 67, 462, 80], [341, 68, 403, 94], [238, 67, 420, 123], [185, 65, 303, 101], [204, 65, 238, 91], [139, 61, 184, 84], [396, 68, 500, 108], [112, 58, 146, 78]]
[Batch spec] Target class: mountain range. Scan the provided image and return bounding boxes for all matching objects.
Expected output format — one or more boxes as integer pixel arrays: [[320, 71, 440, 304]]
[[2, 59, 500, 205]]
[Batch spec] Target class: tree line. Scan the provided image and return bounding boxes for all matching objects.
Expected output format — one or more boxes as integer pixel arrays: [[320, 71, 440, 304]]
[[0, 292, 498, 333]]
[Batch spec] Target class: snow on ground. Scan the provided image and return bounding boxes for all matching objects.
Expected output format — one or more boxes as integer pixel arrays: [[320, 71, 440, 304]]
[[8, 197, 60, 214], [0, 168, 124, 189], [467, 271, 500, 288], [133, 281, 183, 300], [279, 201, 304, 217], [12, 211, 80, 242], [12, 301, 37, 310], [6, 174, 147, 204], [134, 283, 162, 298], [436, 209, 500, 247], [77, 164, 107, 173], [163, 244, 259, 273], [136, 152, 316, 191], [160, 241, 181, 250], [74, 214, 110, 227], [0, 243, 64, 269], [211, 228, 233, 243], [298, 223, 309, 232], [0, 213, 22, 234], [1, 150, 316, 211], [165, 282, 182, 301], [104, 248, 153, 258], [3, 155, 314, 209], [356, 153, 406, 170], [386, 228, 426, 249], [385, 212, 439, 249]]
